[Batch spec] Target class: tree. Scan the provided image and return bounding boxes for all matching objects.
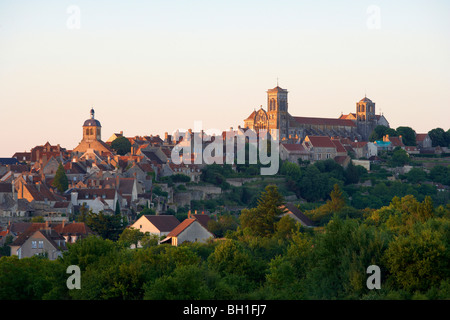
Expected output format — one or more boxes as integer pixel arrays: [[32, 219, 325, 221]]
[[396, 126, 416, 146], [428, 128, 450, 148], [405, 168, 427, 184], [369, 125, 389, 142], [83, 211, 126, 241], [118, 228, 145, 248], [52, 163, 68, 193], [326, 184, 346, 212], [383, 224, 449, 292], [111, 136, 132, 156], [31, 216, 45, 223], [389, 147, 409, 167], [240, 185, 285, 237]]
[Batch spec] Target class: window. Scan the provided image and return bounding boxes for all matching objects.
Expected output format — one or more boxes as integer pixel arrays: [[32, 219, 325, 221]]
[[38, 241, 44, 249], [31, 241, 37, 248]]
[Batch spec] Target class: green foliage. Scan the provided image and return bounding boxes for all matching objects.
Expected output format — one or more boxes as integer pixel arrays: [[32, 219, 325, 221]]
[[207, 214, 239, 238], [52, 163, 68, 193], [1, 181, 449, 301], [240, 185, 285, 237], [396, 126, 416, 146], [111, 136, 132, 156], [78, 210, 126, 241], [405, 168, 427, 184], [389, 147, 410, 167], [429, 165, 450, 185], [428, 127, 450, 148]]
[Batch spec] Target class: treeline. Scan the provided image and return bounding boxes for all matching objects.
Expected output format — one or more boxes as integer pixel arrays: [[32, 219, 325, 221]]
[[369, 125, 450, 148], [1, 185, 449, 300]]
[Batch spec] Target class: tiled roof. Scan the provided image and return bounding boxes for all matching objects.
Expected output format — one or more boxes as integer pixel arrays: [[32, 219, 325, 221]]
[[331, 140, 346, 153], [282, 203, 314, 227], [52, 222, 93, 235], [244, 110, 256, 121], [416, 134, 429, 142], [306, 136, 336, 148], [190, 214, 211, 230], [350, 141, 368, 148], [389, 136, 404, 147], [75, 188, 116, 200], [281, 143, 306, 152], [165, 218, 196, 238], [144, 215, 180, 232], [293, 116, 356, 127]]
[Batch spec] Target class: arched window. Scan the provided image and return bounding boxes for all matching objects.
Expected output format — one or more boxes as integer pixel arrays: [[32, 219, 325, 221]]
[[86, 128, 89, 136]]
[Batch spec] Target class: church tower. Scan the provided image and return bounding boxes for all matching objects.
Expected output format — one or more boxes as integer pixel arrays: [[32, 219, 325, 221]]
[[356, 96, 376, 140], [356, 96, 375, 122], [82, 108, 102, 143], [267, 86, 289, 140]]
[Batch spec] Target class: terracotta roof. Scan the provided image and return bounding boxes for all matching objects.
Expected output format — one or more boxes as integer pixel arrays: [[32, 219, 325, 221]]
[[388, 136, 404, 147], [331, 140, 346, 153], [350, 141, 368, 148], [144, 215, 180, 232], [165, 218, 196, 238], [281, 143, 306, 152], [416, 134, 429, 142], [52, 222, 93, 235], [293, 116, 356, 127], [244, 110, 256, 121], [306, 136, 336, 148]]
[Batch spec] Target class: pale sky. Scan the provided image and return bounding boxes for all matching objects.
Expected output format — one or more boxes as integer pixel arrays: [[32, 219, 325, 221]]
[[1, 0, 449, 156]]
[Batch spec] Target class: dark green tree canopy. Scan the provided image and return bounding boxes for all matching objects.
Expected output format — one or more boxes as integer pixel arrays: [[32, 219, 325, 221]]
[[52, 163, 68, 193], [428, 128, 450, 147], [111, 136, 132, 156], [396, 126, 416, 146]]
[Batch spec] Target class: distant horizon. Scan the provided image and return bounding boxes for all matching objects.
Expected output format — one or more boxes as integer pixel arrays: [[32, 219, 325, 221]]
[[1, 0, 449, 157]]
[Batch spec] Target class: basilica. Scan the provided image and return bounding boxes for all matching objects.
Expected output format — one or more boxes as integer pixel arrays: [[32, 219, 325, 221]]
[[243, 86, 389, 142]]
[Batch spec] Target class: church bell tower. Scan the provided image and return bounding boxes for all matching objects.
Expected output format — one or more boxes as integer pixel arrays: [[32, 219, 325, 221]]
[[267, 85, 289, 140]]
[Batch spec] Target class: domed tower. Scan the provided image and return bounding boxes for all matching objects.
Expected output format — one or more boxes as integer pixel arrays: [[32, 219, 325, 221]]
[[82, 108, 102, 143]]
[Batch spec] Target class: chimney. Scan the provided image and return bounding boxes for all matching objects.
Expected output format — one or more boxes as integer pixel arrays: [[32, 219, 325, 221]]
[[188, 210, 191, 219], [120, 131, 123, 135], [62, 220, 65, 229]]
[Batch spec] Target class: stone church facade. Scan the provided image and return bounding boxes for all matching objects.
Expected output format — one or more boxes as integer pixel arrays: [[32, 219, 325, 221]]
[[244, 86, 389, 142]]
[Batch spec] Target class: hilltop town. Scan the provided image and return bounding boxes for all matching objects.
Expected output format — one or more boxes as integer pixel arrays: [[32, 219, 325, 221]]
[[0, 85, 449, 261]]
